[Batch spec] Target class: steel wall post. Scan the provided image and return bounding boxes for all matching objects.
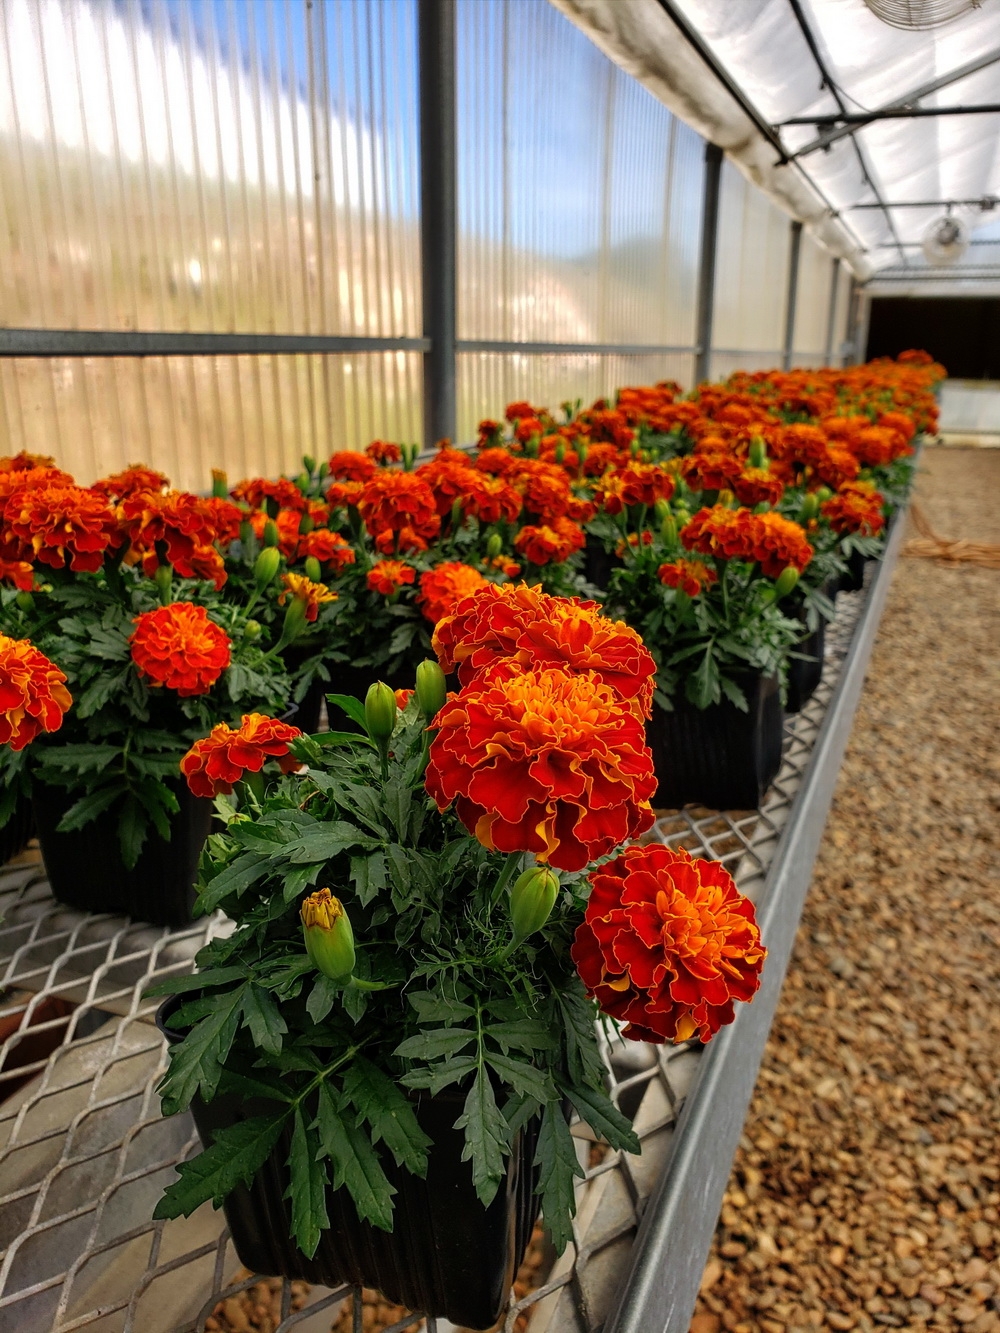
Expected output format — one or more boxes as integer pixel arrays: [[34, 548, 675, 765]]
[[694, 142, 723, 385], [418, 0, 457, 446], [782, 219, 803, 371], [823, 256, 841, 366]]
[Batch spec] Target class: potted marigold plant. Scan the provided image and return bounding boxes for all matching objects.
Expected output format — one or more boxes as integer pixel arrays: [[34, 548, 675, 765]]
[[151, 585, 766, 1330], [0, 457, 309, 925]]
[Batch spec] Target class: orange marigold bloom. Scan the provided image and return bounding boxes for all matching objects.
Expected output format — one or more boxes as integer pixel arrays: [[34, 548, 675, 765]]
[[572, 844, 766, 1044], [200, 497, 245, 545], [477, 420, 503, 447], [658, 559, 718, 597], [394, 688, 414, 710], [680, 506, 812, 578], [505, 400, 540, 422], [248, 509, 302, 562], [732, 467, 783, 508], [0, 635, 72, 751], [417, 562, 489, 624], [365, 440, 403, 465], [0, 559, 35, 591], [279, 572, 337, 622], [425, 668, 655, 872], [849, 426, 897, 469], [432, 583, 656, 719], [180, 713, 304, 798], [604, 462, 675, 511], [325, 480, 365, 510], [231, 477, 306, 513], [2, 482, 120, 572], [367, 559, 416, 595], [820, 486, 885, 536], [751, 512, 814, 578], [0, 450, 58, 473], [130, 603, 231, 696], [0, 466, 74, 510], [462, 473, 523, 525], [475, 447, 518, 477], [121, 490, 229, 587], [92, 465, 169, 499], [812, 446, 860, 491], [514, 516, 585, 566], [328, 451, 377, 482], [357, 471, 441, 554], [299, 528, 356, 574], [680, 449, 742, 493], [509, 461, 573, 522]]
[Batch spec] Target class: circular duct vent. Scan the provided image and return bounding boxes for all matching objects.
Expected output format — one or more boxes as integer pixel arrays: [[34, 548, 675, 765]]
[[863, 0, 981, 29], [921, 214, 971, 265]]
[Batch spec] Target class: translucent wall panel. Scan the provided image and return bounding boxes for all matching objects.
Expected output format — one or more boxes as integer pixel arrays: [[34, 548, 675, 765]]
[[0, 353, 422, 489], [0, 0, 420, 339], [456, 0, 703, 354], [459, 352, 697, 432], [833, 265, 853, 365], [791, 234, 832, 365], [710, 160, 791, 377]]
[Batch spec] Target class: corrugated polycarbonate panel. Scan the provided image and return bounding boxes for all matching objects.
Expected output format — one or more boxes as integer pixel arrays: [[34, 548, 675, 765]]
[[0, 352, 422, 489], [710, 160, 791, 376], [456, 0, 703, 350], [458, 352, 697, 434], [791, 232, 830, 362], [0, 0, 421, 339]]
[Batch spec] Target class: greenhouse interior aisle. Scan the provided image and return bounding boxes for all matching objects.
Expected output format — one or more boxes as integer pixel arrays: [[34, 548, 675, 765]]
[[690, 445, 1000, 1333]]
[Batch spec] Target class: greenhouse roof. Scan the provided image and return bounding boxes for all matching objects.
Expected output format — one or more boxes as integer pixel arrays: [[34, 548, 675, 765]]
[[552, 0, 1000, 286]]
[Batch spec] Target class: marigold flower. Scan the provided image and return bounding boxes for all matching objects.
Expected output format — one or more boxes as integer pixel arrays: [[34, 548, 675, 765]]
[[120, 490, 229, 588], [0, 450, 59, 473], [0, 466, 74, 510], [365, 439, 403, 465], [298, 528, 356, 574], [463, 473, 523, 525], [279, 572, 337, 622], [2, 483, 120, 572], [750, 512, 814, 578], [130, 603, 231, 696], [571, 844, 766, 1043], [417, 562, 489, 624], [367, 560, 417, 595], [248, 509, 302, 561], [180, 712, 303, 797], [599, 462, 674, 513], [849, 426, 897, 469], [514, 516, 585, 566], [425, 667, 655, 872], [505, 400, 539, 422], [92, 465, 169, 499], [477, 419, 502, 447], [820, 486, 885, 536], [658, 559, 718, 597], [394, 687, 414, 710], [680, 449, 742, 493], [475, 447, 517, 477], [200, 497, 245, 545], [231, 477, 307, 513], [328, 451, 377, 482], [732, 467, 783, 508], [325, 480, 366, 509], [0, 559, 35, 591], [681, 506, 812, 579], [432, 583, 657, 719], [357, 471, 441, 554], [509, 462, 574, 522], [0, 635, 72, 750], [812, 446, 860, 491]]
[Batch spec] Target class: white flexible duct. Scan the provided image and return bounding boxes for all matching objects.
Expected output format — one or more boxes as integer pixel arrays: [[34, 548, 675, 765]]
[[548, 0, 874, 281]]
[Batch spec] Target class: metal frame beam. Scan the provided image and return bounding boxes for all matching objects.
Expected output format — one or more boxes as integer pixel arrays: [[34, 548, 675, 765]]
[[605, 506, 909, 1333], [782, 104, 1000, 126], [823, 256, 841, 367], [0, 330, 430, 358], [782, 219, 803, 372], [850, 198, 998, 210], [694, 143, 723, 385], [418, 0, 457, 447]]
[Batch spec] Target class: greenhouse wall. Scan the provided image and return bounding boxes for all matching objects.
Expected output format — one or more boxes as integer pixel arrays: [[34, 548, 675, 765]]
[[1, 0, 850, 487]]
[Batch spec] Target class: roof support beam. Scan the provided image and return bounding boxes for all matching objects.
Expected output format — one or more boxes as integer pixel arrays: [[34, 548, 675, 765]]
[[782, 220, 803, 372], [694, 143, 723, 386], [823, 257, 841, 368], [782, 104, 1000, 126]]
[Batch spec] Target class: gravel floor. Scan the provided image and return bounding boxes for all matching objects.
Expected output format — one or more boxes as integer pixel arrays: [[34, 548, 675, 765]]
[[689, 445, 1000, 1333]]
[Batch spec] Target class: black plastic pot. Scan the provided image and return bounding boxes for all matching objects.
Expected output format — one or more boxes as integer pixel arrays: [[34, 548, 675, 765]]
[[282, 647, 327, 733], [647, 672, 784, 810], [583, 534, 623, 592], [33, 782, 213, 926], [837, 548, 869, 594], [0, 796, 34, 866], [785, 620, 825, 716], [156, 997, 540, 1330]]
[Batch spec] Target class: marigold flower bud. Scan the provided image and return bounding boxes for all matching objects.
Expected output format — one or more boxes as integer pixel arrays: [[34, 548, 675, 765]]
[[774, 566, 800, 599], [485, 532, 503, 559], [265, 497, 280, 521], [799, 493, 820, 523], [239, 519, 255, 548], [749, 438, 768, 470], [281, 596, 308, 642], [554, 442, 566, 464], [415, 659, 447, 721], [303, 455, 317, 475], [365, 681, 397, 745], [816, 486, 833, 504], [304, 556, 322, 584], [450, 497, 463, 530], [576, 441, 588, 465], [301, 889, 355, 981], [154, 563, 173, 605], [254, 547, 281, 592], [296, 471, 311, 493], [510, 864, 560, 944], [211, 469, 229, 500], [15, 591, 34, 613], [243, 619, 262, 641], [298, 512, 314, 535], [263, 519, 280, 548], [660, 512, 677, 545]]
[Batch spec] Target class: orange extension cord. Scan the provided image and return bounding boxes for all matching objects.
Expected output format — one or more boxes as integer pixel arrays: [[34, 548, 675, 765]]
[[902, 502, 1000, 570]]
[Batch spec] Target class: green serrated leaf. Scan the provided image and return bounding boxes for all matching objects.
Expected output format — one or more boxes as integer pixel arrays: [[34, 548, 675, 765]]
[[399, 1055, 477, 1095], [324, 693, 368, 728], [118, 793, 149, 870], [196, 852, 268, 914], [456, 1068, 507, 1207], [407, 992, 475, 1024], [341, 1057, 430, 1175], [350, 850, 387, 908], [305, 974, 340, 1024], [485, 1019, 559, 1054], [559, 1079, 641, 1155], [55, 784, 126, 833], [241, 984, 287, 1056], [153, 1113, 288, 1220], [286, 1104, 329, 1258], [282, 823, 379, 865], [315, 1081, 395, 1230], [158, 985, 246, 1115], [535, 1103, 583, 1254], [394, 1027, 476, 1060], [484, 1051, 553, 1103]]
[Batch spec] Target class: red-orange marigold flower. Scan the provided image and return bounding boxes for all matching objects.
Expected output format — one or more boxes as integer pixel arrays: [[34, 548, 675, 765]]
[[365, 440, 403, 465], [279, 572, 337, 622], [129, 603, 231, 696], [0, 451, 59, 473], [610, 462, 675, 510], [432, 582, 657, 719], [658, 559, 718, 597], [367, 560, 417, 595], [231, 477, 307, 513], [572, 844, 765, 1043], [298, 528, 356, 574], [417, 562, 489, 624], [425, 668, 655, 872], [248, 509, 302, 562], [820, 487, 885, 536], [732, 467, 783, 508], [2, 483, 120, 572], [92, 465, 169, 499], [121, 490, 229, 587], [357, 471, 441, 554], [0, 635, 72, 751], [514, 516, 585, 566], [394, 688, 414, 710], [325, 480, 366, 509], [180, 713, 304, 797], [681, 506, 812, 579], [328, 451, 377, 482], [0, 559, 35, 591], [751, 511, 814, 578]]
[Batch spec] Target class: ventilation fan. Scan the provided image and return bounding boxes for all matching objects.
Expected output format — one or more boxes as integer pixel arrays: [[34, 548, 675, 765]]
[[921, 214, 971, 265], [864, 0, 982, 28]]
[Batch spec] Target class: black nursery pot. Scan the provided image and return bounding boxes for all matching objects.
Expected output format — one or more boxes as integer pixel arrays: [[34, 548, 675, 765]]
[[836, 548, 870, 594], [583, 533, 623, 592], [33, 782, 213, 927], [647, 672, 784, 810], [157, 998, 540, 1331], [785, 619, 825, 716], [0, 796, 35, 866]]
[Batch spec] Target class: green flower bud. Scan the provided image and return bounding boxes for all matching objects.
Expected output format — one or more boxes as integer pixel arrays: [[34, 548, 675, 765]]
[[554, 441, 566, 464], [298, 512, 314, 535], [263, 519, 280, 549], [485, 532, 503, 559], [301, 889, 356, 981], [653, 499, 670, 526], [523, 437, 539, 458], [774, 566, 800, 599], [674, 587, 690, 615], [630, 438, 640, 457], [317, 461, 330, 481], [415, 660, 447, 721], [364, 681, 397, 745], [509, 865, 560, 944], [304, 555, 322, 584], [296, 471, 311, 493], [154, 563, 173, 606], [211, 469, 229, 500], [799, 493, 820, 523], [243, 619, 262, 641], [15, 591, 34, 613], [281, 596, 308, 642], [303, 455, 317, 475], [576, 440, 588, 465], [253, 546, 281, 591], [816, 485, 833, 504], [239, 519, 255, 548], [660, 512, 677, 545], [450, 496, 463, 530], [749, 438, 768, 470]]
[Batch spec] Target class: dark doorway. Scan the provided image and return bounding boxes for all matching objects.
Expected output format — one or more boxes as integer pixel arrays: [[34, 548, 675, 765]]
[[867, 298, 1000, 379]]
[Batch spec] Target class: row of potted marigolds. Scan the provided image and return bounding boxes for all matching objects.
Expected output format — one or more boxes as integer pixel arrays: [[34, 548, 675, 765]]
[[0, 352, 939, 1327]]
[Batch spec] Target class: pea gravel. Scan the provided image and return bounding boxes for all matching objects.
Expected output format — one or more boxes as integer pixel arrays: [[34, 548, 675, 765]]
[[689, 445, 1000, 1333]]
